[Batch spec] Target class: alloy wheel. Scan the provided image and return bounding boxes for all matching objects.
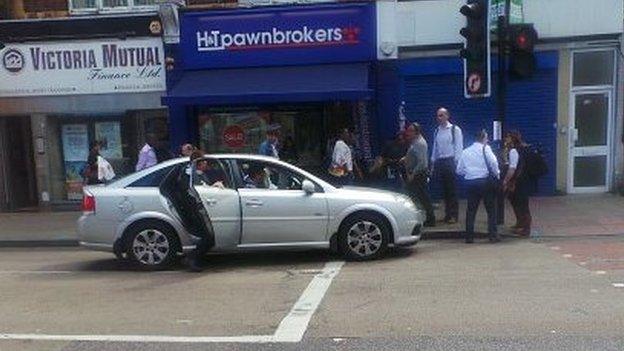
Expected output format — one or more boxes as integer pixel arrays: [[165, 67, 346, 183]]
[[132, 229, 170, 266], [347, 221, 383, 258]]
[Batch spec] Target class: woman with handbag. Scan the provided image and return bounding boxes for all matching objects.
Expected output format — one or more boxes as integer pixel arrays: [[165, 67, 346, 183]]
[[502, 131, 532, 236], [456, 129, 500, 244]]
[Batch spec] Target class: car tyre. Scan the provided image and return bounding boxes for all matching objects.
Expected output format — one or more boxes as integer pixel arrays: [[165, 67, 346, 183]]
[[339, 213, 389, 261], [126, 221, 179, 270]]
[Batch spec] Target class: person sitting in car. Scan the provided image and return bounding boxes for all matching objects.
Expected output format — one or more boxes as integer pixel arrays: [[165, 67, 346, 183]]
[[192, 154, 226, 189]]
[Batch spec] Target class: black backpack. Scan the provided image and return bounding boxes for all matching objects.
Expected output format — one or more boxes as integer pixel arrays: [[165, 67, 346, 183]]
[[521, 144, 548, 179]]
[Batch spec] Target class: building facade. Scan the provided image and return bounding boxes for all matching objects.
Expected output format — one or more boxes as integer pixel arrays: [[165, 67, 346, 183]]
[[164, 2, 378, 176], [0, 11, 168, 211], [377, 0, 624, 195]]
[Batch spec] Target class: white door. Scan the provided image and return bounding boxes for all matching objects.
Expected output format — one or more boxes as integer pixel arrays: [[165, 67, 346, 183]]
[[236, 160, 329, 245], [568, 91, 613, 193]]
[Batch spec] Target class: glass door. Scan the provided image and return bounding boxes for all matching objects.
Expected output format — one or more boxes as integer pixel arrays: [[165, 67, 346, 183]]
[[569, 91, 612, 193]]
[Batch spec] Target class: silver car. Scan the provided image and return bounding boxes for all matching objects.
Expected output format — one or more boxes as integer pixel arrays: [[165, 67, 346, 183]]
[[78, 154, 424, 269]]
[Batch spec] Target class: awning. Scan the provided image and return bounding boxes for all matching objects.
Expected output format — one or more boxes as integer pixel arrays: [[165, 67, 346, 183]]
[[162, 63, 372, 106]]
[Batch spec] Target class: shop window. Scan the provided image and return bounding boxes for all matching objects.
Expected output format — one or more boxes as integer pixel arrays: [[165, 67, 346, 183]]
[[573, 50, 615, 87], [196, 105, 335, 173]]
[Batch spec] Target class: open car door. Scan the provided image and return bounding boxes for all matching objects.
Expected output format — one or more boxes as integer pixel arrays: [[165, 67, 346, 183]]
[[187, 157, 242, 249], [158, 162, 214, 245]]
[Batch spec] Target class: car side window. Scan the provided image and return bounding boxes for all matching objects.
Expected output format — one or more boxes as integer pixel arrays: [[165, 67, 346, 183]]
[[128, 165, 176, 188], [192, 159, 232, 189], [238, 160, 304, 191]]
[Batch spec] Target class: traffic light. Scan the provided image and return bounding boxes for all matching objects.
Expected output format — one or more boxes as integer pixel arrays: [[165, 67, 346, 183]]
[[509, 24, 538, 78], [459, 0, 491, 98]]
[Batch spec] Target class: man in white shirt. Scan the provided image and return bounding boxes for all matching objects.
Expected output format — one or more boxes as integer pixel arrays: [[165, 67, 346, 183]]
[[329, 129, 354, 186], [456, 129, 500, 244], [431, 107, 463, 224]]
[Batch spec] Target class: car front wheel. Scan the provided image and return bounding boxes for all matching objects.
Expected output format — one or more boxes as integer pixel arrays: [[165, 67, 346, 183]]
[[339, 214, 389, 261], [126, 221, 178, 270]]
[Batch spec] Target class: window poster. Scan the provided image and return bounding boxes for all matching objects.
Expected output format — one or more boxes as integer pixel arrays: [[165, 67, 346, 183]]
[[61, 124, 89, 200], [95, 121, 123, 159]]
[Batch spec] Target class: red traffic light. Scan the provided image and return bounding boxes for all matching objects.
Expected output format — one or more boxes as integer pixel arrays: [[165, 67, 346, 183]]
[[510, 24, 538, 52]]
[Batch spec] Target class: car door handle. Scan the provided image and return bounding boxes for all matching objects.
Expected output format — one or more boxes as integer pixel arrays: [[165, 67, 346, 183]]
[[245, 199, 264, 207], [204, 199, 217, 206]]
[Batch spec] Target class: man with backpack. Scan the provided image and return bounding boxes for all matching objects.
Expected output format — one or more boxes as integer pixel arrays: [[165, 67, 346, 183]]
[[502, 131, 548, 236], [431, 107, 464, 224]]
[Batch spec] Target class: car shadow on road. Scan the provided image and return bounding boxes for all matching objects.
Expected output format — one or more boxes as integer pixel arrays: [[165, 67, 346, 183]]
[[40, 249, 341, 274]]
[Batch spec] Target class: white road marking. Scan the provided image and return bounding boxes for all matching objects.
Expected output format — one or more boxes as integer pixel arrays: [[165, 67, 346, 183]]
[[0, 260, 345, 344], [550, 246, 561, 251], [579, 262, 587, 266], [595, 270, 607, 275], [0, 334, 275, 343], [613, 283, 624, 288], [590, 289, 599, 293], [273, 261, 344, 343], [562, 254, 572, 258]]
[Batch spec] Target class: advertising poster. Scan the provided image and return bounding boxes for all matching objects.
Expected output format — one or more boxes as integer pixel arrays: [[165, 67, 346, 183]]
[[61, 124, 89, 200], [95, 121, 122, 159]]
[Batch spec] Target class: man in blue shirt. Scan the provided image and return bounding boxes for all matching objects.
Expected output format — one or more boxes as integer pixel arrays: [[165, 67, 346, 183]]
[[258, 124, 281, 159]]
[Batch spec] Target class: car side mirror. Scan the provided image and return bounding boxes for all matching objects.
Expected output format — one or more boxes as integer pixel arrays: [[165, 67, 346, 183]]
[[302, 180, 315, 194]]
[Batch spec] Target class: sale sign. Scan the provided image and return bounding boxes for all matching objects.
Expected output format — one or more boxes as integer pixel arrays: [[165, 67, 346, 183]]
[[222, 125, 245, 148]]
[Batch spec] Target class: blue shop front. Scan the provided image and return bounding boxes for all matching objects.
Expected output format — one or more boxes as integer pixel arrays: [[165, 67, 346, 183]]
[[376, 53, 559, 196], [163, 3, 377, 175]]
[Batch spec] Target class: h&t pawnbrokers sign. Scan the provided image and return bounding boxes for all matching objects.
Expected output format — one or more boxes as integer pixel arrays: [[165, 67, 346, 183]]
[[180, 3, 376, 70], [0, 37, 165, 97]]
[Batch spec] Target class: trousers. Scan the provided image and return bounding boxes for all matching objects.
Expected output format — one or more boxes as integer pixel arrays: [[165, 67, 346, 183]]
[[406, 173, 435, 224], [434, 157, 459, 220], [465, 177, 498, 240]]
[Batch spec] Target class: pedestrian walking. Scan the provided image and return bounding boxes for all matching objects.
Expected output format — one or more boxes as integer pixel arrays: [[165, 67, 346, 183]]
[[83, 141, 115, 185], [456, 129, 500, 244], [328, 128, 355, 186], [154, 139, 174, 163], [258, 124, 281, 159], [403, 122, 436, 226], [502, 131, 532, 236], [431, 107, 463, 224], [135, 134, 158, 171]]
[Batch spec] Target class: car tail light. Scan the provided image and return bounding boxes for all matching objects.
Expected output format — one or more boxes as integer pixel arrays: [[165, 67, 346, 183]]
[[81, 192, 96, 214]]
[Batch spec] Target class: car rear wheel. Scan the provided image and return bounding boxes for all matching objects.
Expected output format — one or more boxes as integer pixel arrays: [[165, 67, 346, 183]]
[[339, 214, 389, 261], [126, 221, 178, 270]]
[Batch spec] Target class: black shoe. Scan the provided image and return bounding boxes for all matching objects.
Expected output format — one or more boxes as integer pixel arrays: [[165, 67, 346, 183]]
[[186, 257, 203, 273], [489, 236, 501, 243], [465, 238, 474, 244]]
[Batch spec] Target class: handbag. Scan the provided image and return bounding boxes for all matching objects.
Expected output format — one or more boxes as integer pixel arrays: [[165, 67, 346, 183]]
[[482, 145, 499, 189]]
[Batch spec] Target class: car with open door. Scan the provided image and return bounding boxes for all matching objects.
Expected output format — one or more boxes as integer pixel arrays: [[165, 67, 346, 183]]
[[77, 155, 424, 269]]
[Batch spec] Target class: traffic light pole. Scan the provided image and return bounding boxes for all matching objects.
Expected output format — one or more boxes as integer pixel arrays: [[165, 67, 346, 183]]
[[495, 0, 510, 225]]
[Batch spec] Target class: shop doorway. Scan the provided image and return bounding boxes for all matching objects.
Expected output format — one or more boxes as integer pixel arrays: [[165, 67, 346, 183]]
[[0, 117, 38, 211], [568, 91, 613, 193]]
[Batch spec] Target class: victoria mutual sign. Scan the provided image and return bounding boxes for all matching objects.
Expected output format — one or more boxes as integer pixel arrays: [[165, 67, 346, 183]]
[[0, 37, 165, 97], [180, 3, 376, 69]]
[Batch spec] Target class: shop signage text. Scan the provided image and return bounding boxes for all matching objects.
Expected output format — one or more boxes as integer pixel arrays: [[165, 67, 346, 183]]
[[180, 3, 375, 69], [0, 38, 165, 97]]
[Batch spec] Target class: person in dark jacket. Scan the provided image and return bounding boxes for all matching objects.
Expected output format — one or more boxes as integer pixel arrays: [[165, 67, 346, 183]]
[[84, 141, 102, 185], [162, 150, 216, 272]]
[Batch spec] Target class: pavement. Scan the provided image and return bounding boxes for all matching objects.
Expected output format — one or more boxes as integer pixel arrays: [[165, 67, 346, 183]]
[[0, 193, 623, 246], [0, 238, 623, 351]]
